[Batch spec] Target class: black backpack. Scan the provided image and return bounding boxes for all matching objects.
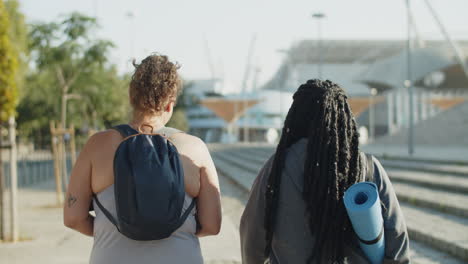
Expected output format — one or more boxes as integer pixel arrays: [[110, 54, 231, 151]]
[[93, 124, 196, 241]]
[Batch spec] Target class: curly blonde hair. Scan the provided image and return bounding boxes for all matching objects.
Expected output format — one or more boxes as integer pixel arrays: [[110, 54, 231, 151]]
[[129, 54, 182, 113]]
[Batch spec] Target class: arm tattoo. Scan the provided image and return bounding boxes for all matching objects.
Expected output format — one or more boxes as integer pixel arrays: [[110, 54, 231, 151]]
[[67, 194, 77, 208]]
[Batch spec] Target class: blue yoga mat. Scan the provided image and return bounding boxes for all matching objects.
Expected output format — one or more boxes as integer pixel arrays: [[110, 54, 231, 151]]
[[344, 182, 385, 264]]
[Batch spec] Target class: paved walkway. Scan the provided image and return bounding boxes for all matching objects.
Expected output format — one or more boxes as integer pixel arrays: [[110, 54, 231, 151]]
[[0, 178, 242, 264], [0, 183, 92, 264], [3, 162, 467, 263]]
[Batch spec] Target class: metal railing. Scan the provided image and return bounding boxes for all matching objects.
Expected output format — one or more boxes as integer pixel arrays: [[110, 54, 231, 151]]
[[1, 151, 72, 189]]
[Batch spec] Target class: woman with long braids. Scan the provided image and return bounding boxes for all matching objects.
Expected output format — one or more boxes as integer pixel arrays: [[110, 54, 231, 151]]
[[240, 80, 410, 263]]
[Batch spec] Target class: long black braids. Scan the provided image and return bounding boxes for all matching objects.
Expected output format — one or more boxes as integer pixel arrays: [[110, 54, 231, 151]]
[[263, 79, 363, 263]]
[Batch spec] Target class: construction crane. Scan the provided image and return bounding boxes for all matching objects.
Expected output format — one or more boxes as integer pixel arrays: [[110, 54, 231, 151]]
[[203, 34, 217, 81], [241, 34, 257, 142], [423, 0, 468, 79]]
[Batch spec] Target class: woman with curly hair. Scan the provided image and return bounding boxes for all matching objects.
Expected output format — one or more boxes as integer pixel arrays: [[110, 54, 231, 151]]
[[240, 80, 410, 263], [64, 54, 221, 263]]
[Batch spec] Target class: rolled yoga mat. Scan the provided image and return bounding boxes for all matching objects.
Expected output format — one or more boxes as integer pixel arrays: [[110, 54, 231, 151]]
[[344, 182, 385, 264]]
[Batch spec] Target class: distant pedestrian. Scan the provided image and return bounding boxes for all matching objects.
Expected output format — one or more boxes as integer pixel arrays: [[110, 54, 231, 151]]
[[64, 54, 221, 264], [240, 79, 410, 263]]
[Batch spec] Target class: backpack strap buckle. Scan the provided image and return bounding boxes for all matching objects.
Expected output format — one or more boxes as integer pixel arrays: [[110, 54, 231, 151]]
[[138, 123, 154, 133]]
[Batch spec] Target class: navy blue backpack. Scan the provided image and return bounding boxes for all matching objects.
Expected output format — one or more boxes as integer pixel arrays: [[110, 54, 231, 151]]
[[93, 124, 196, 241]]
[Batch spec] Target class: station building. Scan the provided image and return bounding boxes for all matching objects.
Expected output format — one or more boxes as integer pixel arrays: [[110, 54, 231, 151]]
[[186, 39, 468, 143]]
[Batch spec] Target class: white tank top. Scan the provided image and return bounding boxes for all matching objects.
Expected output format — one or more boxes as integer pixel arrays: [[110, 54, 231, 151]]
[[90, 186, 202, 264]]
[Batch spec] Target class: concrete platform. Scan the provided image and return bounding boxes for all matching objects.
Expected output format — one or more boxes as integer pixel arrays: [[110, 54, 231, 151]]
[[387, 169, 468, 194], [379, 159, 468, 177], [362, 144, 468, 163], [210, 144, 468, 263], [393, 182, 468, 218]]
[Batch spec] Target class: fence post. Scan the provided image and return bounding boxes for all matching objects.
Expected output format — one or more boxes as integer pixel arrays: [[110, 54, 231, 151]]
[[8, 117, 18, 242], [58, 123, 68, 191], [70, 124, 77, 166]]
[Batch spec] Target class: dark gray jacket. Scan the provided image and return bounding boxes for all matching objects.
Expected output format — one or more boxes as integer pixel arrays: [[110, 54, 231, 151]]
[[240, 139, 410, 264]]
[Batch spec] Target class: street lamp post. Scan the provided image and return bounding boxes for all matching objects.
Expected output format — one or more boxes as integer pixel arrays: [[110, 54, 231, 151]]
[[126, 11, 135, 65], [405, 0, 415, 155], [93, 0, 99, 18], [369, 88, 378, 142], [276, 49, 290, 123], [312, 12, 326, 79]]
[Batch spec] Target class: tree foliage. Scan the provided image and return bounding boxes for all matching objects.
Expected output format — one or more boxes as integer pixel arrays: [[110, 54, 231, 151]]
[[5, 0, 28, 96], [19, 12, 129, 147], [28, 13, 114, 96], [0, 0, 18, 122], [16, 11, 190, 146], [166, 109, 189, 132], [166, 82, 192, 132]]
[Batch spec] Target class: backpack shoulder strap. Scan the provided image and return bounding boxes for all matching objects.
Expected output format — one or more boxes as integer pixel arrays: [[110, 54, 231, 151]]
[[365, 153, 375, 182], [156, 127, 184, 138], [92, 194, 119, 230], [178, 198, 197, 226], [112, 124, 139, 138]]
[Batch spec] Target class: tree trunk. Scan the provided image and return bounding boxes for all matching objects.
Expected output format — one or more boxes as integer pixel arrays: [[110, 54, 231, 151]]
[[50, 122, 63, 205], [61, 87, 67, 130], [92, 111, 97, 130], [0, 124, 5, 241], [8, 116, 18, 242], [61, 88, 69, 189], [57, 65, 70, 190]]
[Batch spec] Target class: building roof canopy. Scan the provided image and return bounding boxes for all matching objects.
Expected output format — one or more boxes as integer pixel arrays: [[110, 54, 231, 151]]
[[200, 98, 259, 123], [356, 46, 468, 91]]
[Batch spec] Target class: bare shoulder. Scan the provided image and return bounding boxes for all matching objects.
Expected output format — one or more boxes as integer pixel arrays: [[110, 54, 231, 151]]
[[170, 133, 211, 161], [171, 132, 206, 148], [82, 129, 123, 155]]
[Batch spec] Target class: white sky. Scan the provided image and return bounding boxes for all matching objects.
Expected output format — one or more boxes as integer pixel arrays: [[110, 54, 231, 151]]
[[19, 0, 468, 93]]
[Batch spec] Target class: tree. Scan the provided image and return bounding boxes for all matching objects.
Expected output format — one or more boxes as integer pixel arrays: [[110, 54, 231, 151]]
[[20, 12, 129, 147], [0, 0, 18, 121], [5, 0, 28, 96], [68, 65, 130, 130], [29, 12, 114, 130], [166, 82, 192, 132], [166, 109, 189, 132], [0, 0, 19, 242]]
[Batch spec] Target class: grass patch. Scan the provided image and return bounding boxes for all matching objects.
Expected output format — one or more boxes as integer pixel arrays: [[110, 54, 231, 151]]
[[0, 235, 34, 243], [38, 204, 63, 209]]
